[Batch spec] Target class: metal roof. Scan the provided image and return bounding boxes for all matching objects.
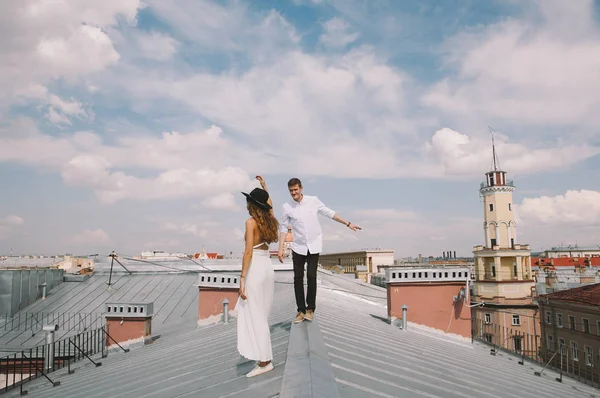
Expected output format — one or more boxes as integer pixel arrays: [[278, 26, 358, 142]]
[[12, 275, 296, 398], [0, 271, 202, 351], [316, 281, 598, 398], [6, 271, 600, 397]]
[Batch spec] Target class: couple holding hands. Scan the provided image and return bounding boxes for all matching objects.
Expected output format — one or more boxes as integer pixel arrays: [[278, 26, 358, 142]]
[[236, 175, 361, 378]]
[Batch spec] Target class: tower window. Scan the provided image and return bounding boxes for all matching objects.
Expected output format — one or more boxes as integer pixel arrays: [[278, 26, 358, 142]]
[[489, 204, 494, 211], [508, 203, 512, 211]]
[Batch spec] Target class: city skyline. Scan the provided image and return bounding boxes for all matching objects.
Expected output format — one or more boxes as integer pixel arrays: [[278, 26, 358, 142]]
[[1, 0, 599, 257]]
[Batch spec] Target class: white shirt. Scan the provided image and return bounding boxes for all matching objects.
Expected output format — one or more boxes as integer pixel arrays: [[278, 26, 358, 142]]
[[279, 195, 336, 255]]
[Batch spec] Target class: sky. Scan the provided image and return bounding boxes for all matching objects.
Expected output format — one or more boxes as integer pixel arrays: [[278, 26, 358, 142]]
[[1, 0, 599, 258]]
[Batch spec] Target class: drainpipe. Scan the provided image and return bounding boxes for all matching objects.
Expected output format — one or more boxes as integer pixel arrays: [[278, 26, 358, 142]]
[[222, 298, 230, 324], [402, 305, 408, 330], [43, 325, 59, 372]]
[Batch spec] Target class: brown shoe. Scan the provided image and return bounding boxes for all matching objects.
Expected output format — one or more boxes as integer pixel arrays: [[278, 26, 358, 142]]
[[293, 312, 305, 324], [304, 310, 314, 322]]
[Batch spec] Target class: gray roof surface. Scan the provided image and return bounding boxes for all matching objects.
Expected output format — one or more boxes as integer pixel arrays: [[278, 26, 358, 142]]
[[316, 285, 598, 398], [7, 272, 600, 397], [0, 271, 201, 350], [13, 275, 296, 398]]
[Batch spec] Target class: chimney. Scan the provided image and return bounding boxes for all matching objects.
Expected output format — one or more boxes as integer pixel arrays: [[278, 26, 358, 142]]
[[386, 267, 472, 338], [104, 302, 153, 349], [196, 273, 240, 325]]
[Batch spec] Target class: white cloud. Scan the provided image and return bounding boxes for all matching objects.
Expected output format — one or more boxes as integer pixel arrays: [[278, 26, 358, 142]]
[[0, 0, 143, 117], [0, 215, 24, 239], [421, 128, 600, 178], [422, 0, 600, 128], [201, 193, 240, 211], [353, 208, 421, 221], [3, 215, 24, 226], [143, 239, 180, 250], [134, 31, 178, 60], [319, 17, 359, 48], [61, 158, 255, 204], [68, 229, 110, 245], [518, 190, 600, 226], [145, 0, 299, 58]]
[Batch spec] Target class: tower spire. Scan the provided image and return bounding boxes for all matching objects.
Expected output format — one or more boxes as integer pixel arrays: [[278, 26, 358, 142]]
[[488, 126, 500, 171]]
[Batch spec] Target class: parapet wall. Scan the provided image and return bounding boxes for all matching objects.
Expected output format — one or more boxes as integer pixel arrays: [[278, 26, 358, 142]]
[[0, 269, 64, 315]]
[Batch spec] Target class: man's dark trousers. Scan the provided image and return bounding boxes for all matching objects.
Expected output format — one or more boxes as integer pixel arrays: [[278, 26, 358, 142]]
[[292, 250, 319, 313]]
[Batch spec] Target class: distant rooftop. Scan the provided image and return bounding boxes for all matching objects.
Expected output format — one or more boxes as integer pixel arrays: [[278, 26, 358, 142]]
[[548, 245, 600, 251], [541, 282, 600, 306]]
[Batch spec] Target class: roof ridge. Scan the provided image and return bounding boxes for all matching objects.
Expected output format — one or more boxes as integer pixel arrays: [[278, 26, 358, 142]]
[[279, 317, 340, 398]]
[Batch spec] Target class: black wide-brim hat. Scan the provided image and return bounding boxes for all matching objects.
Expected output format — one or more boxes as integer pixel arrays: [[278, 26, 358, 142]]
[[242, 188, 272, 210]]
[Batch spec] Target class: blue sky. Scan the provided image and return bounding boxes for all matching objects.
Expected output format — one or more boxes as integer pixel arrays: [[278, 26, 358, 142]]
[[1, 0, 599, 258]]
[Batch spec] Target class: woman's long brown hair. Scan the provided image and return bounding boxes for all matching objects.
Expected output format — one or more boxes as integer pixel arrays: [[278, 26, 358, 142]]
[[247, 202, 279, 244]]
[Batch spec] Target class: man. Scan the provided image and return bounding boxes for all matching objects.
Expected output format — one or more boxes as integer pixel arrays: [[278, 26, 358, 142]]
[[278, 177, 361, 324]]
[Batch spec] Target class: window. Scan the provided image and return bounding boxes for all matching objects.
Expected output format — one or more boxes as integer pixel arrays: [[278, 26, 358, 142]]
[[559, 338, 566, 355], [585, 346, 593, 366], [571, 342, 579, 361], [484, 333, 493, 343], [484, 313, 491, 324], [513, 263, 518, 277], [569, 315, 575, 329], [512, 315, 521, 326], [583, 318, 590, 333], [547, 334, 554, 352], [513, 336, 523, 353], [492, 265, 496, 277], [545, 311, 552, 324], [508, 203, 512, 211], [557, 313, 563, 328], [597, 321, 600, 336], [489, 203, 494, 211]]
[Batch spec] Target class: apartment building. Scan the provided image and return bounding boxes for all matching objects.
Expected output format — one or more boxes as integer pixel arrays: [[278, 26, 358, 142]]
[[539, 283, 600, 384]]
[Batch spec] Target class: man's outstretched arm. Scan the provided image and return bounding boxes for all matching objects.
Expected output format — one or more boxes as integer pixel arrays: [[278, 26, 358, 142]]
[[316, 197, 361, 231], [332, 213, 361, 231]]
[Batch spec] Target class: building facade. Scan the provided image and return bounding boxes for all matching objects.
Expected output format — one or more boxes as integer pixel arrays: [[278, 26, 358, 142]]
[[319, 249, 394, 276], [386, 266, 472, 338], [472, 150, 540, 359], [539, 246, 600, 259], [539, 283, 600, 385]]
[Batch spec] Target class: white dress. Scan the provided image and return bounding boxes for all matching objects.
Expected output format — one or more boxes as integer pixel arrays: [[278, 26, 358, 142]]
[[237, 242, 275, 362]]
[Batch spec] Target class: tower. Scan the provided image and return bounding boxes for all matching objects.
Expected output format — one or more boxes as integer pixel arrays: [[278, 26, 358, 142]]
[[472, 128, 538, 358]]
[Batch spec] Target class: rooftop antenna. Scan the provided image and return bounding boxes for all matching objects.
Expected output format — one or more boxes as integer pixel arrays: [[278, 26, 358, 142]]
[[488, 126, 500, 171]]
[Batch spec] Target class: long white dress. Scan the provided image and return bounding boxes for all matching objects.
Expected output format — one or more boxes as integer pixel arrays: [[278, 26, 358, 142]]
[[237, 243, 275, 362]]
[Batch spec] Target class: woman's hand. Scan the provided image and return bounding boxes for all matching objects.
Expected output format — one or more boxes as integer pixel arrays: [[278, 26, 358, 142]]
[[256, 175, 267, 190], [239, 278, 247, 300]]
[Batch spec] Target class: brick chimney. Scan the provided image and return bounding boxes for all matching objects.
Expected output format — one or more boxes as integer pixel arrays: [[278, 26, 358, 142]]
[[196, 273, 240, 325], [104, 302, 153, 348], [386, 267, 472, 338]]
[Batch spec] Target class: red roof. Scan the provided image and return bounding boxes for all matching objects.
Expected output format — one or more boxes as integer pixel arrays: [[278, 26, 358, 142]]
[[541, 283, 600, 306], [533, 257, 600, 267]]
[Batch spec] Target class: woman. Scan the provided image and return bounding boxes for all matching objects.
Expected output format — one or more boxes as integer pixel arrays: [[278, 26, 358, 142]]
[[237, 175, 279, 378]]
